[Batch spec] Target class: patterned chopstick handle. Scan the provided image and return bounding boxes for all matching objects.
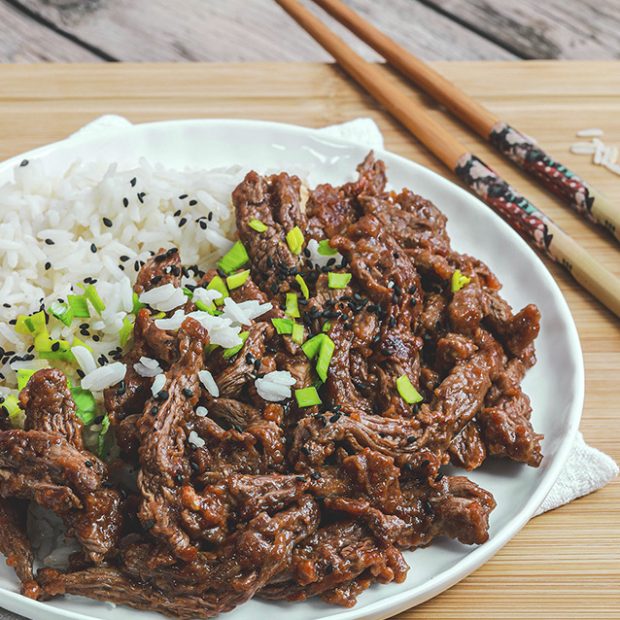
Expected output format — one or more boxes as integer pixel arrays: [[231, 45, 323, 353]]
[[488, 121, 597, 220], [455, 153, 555, 256]]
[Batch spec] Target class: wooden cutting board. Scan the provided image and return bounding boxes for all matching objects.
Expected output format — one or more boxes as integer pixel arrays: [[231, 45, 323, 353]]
[[0, 61, 618, 619]]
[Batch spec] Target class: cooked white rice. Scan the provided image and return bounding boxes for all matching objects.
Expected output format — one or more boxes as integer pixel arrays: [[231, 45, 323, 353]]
[[0, 157, 247, 399]]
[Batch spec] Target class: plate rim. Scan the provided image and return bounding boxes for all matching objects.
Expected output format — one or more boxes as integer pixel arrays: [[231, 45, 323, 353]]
[[0, 117, 584, 620]]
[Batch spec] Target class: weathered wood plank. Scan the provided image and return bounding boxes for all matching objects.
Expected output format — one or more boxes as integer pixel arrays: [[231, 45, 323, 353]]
[[422, 0, 620, 59], [6, 0, 515, 62], [0, 2, 100, 62]]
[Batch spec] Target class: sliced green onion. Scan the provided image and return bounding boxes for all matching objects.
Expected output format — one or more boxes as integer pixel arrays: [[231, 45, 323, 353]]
[[119, 316, 134, 346], [248, 218, 268, 233], [50, 302, 74, 327], [285, 226, 304, 255], [38, 338, 74, 363], [295, 274, 309, 300], [226, 269, 251, 290], [83, 284, 106, 315], [182, 286, 194, 297], [195, 299, 220, 315], [396, 374, 423, 405], [327, 272, 352, 289], [206, 275, 229, 306], [315, 335, 335, 382], [132, 292, 145, 314], [317, 239, 338, 256], [204, 343, 220, 356], [14, 315, 32, 336], [292, 322, 305, 345], [285, 292, 300, 318], [1, 395, 23, 428], [271, 317, 294, 335], [71, 387, 97, 425], [322, 321, 332, 333], [217, 241, 249, 275], [17, 368, 36, 391], [68, 294, 90, 318], [97, 414, 110, 459], [301, 334, 326, 360], [451, 269, 471, 293], [295, 386, 322, 407], [222, 331, 249, 360], [16, 311, 47, 336]]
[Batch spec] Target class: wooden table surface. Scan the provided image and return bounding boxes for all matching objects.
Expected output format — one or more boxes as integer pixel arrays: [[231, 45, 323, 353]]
[[1, 0, 620, 62], [0, 61, 619, 619]]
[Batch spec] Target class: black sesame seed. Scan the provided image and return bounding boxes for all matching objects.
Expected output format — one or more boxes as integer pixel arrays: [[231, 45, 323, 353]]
[[102, 217, 113, 228], [178, 194, 188, 200], [44, 262, 52, 270], [120, 255, 130, 262], [138, 192, 146, 203], [175, 473, 184, 485], [156, 390, 169, 401], [182, 388, 193, 398], [207, 212, 213, 221], [20, 159, 29, 167], [130, 177, 137, 187], [122, 197, 129, 208], [84, 460, 93, 468], [92, 335, 100, 342], [51, 341, 60, 352], [174, 209, 182, 217], [150, 406, 159, 415], [90, 243, 97, 253], [406, 436, 416, 444], [45, 238, 54, 245], [189, 199, 198, 206], [76, 369, 85, 379], [143, 519, 155, 530], [199, 221, 207, 230], [310, 471, 321, 480]]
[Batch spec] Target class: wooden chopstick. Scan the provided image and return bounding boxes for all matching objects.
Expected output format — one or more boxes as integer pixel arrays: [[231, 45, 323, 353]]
[[311, 0, 620, 244], [276, 0, 620, 318], [311, 0, 620, 243]]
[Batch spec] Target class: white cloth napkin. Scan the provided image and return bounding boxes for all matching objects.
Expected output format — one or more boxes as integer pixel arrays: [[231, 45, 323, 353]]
[[0, 116, 616, 620]]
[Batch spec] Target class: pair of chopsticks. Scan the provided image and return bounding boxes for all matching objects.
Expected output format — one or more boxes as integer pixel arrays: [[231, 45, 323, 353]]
[[276, 0, 620, 319]]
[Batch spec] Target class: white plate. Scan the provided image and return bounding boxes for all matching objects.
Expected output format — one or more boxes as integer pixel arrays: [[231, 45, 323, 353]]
[[0, 119, 583, 620]]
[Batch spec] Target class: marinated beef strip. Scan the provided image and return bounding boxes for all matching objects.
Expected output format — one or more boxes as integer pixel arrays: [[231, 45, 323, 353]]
[[137, 317, 210, 561], [20, 369, 83, 450], [0, 500, 39, 598], [234, 170, 306, 296], [134, 246, 182, 294], [306, 151, 386, 238], [335, 215, 424, 417]]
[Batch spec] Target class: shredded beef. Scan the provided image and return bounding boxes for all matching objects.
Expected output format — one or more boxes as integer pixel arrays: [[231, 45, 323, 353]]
[[0, 153, 543, 618]]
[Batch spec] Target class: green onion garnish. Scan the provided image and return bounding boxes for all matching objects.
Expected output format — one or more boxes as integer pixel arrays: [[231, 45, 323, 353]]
[[182, 287, 194, 297], [295, 386, 322, 407], [132, 292, 145, 314], [17, 368, 36, 391], [49, 303, 74, 327], [217, 241, 249, 275], [1, 395, 23, 428], [68, 294, 90, 318], [317, 239, 338, 256], [37, 337, 74, 362], [295, 274, 309, 300], [83, 284, 106, 315], [71, 387, 97, 425], [271, 317, 294, 335], [97, 414, 110, 458], [292, 322, 305, 345], [301, 333, 326, 360], [285, 292, 300, 318], [119, 316, 134, 346], [204, 343, 220, 356], [226, 269, 251, 290], [222, 331, 249, 360], [322, 321, 332, 333], [451, 269, 471, 293], [327, 272, 352, 289], [315, 335, 335, 382], [15, 311, 47, 336], [285, 226, 304, 255], [396, 375, 423, 404], [206, 275, 229, 306], [248, 218, 268, 233]]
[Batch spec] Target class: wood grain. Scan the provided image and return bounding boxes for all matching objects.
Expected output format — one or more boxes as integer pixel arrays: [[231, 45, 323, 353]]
[[422, 0, 620, 59], [0, 61, 618, 619], [1, 0, 516, 62], [0, 2, 100, 62]]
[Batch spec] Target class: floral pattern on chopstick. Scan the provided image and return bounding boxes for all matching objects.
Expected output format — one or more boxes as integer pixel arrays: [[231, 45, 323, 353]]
[[489, 121, 594, 220], [455, 153, 554, 253]]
